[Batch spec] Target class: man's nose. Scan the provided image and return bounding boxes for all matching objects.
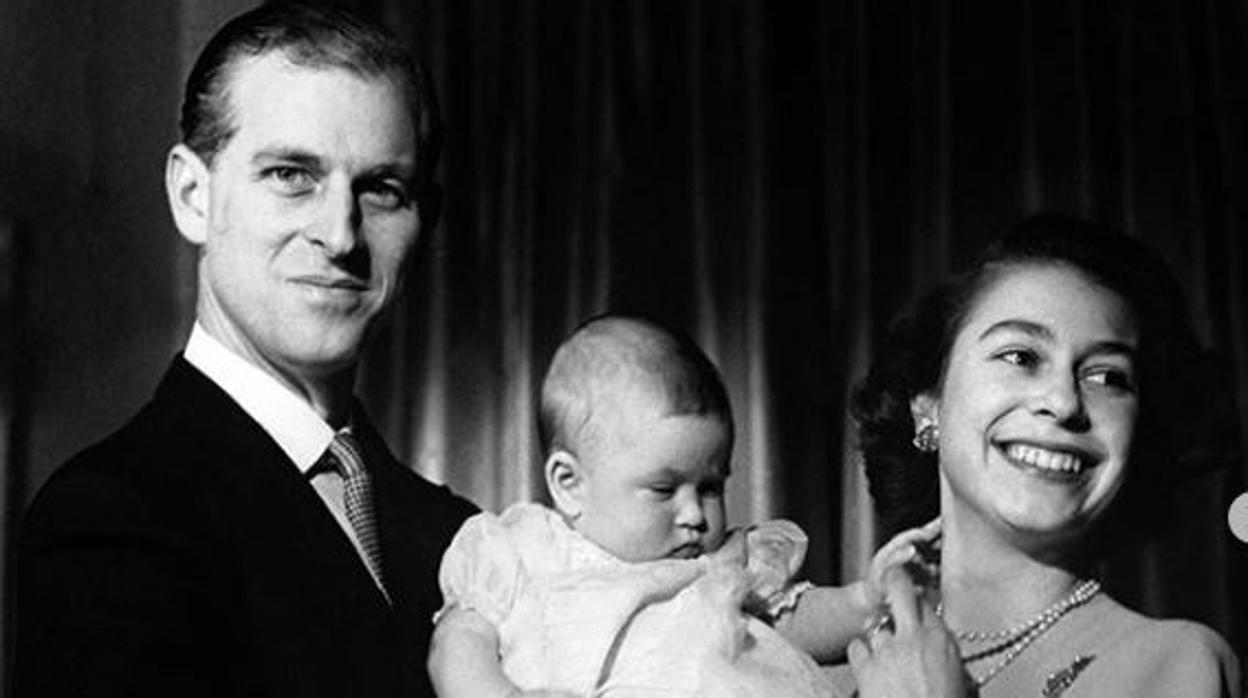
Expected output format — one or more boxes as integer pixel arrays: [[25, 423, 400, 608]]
[[308, 182, 361, 256]]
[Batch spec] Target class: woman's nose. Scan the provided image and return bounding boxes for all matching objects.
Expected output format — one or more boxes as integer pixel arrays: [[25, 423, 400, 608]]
[[1033, 371, 1090, 430]]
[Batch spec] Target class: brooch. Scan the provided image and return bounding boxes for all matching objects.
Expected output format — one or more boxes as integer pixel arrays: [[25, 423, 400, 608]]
[[1041, 654, 1095, 696]]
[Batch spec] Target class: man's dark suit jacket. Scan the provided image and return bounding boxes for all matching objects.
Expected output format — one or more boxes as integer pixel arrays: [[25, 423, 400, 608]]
[[13, 356, 478, 697]]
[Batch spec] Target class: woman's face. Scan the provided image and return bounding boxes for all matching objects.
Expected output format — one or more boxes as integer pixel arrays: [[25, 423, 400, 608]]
[[915, 263, 1140, 546]]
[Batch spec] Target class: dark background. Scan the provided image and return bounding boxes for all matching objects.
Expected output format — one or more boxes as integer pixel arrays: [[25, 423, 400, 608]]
[[2, 0, 1245, 688]]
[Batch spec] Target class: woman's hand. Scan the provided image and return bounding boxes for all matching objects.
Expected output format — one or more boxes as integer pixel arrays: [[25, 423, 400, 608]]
[[843, 518, 941, 623], [847, 566, 967, 698], [867, 518, 940, 601]]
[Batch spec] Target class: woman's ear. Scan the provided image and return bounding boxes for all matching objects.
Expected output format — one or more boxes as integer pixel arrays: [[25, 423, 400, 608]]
[[909, 393, 940, 427], [909, 393, 942, 453], [166, 143, 211, 245], [545, 449, 585, 520]]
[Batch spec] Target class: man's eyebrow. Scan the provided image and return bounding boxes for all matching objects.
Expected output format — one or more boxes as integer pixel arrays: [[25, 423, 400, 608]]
[[251, 148, 323, 169], [360, 160, 418, 180], [251, 149, 415, 180]]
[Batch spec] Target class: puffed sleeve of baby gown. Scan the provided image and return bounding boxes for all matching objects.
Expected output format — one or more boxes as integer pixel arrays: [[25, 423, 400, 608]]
[[743, 519, 813, 622], [435, 510, 524, 628]]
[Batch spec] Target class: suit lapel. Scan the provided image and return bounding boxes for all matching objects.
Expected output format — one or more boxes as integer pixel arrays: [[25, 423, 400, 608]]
[[156, 358, 392, 618], [352, 416, 469, 626]]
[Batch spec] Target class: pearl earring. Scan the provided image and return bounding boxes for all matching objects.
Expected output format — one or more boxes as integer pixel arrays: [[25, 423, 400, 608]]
[[912, 420, 939, 453]]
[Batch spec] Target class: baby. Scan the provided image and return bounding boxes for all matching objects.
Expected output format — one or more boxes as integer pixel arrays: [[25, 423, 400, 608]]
[[428, 315, 937, 697]]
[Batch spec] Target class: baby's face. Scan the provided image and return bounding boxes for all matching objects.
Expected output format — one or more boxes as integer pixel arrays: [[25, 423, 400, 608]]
[[574, 410, 731, 563]]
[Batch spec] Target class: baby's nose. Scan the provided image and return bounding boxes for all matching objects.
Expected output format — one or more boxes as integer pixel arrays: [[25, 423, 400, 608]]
[[675, 490, 707, 530]]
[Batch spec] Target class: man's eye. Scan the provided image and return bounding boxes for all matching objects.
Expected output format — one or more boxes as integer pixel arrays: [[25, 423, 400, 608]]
[[263, 166, 316, 193], [360, 182, 410, 211]]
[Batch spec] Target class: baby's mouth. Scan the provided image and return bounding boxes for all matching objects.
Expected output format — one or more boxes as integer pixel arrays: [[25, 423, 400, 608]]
[[998, 442, 1094, 480], [669, 543, 703, 559]]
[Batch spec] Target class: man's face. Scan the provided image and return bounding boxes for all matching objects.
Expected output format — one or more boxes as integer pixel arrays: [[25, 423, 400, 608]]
[[193, 53, 422, 385]]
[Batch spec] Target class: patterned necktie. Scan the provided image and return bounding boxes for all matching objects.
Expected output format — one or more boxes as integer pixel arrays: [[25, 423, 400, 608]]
[[327, 430, 387, 594]]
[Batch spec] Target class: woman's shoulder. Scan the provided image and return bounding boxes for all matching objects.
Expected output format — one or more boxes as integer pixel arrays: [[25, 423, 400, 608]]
[[1097, 596, 1232, 655], [1090, 596, 1240, 697]]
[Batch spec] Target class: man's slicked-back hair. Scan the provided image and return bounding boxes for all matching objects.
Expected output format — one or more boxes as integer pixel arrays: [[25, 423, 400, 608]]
[[179, 1, 442, 182], [539, 315, 733, 457]]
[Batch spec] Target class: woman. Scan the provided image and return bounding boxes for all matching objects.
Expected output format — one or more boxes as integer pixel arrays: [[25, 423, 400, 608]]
[[839, 214, 1240, 697]]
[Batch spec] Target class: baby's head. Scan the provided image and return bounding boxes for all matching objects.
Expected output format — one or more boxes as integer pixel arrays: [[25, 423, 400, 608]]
[[539, 315, 734, 563]]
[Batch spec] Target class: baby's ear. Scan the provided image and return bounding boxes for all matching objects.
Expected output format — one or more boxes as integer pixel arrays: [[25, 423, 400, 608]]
[[544, 449, 585, 520]]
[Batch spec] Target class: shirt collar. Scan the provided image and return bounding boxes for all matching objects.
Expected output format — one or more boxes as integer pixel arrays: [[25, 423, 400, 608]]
[[184, 323, 336, 474]]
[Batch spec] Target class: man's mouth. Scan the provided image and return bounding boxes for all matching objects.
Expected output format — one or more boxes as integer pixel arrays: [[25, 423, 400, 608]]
[[292, 274, 368, 291]]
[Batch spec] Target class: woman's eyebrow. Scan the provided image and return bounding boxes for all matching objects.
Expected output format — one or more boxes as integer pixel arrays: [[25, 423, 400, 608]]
[[979, 320, 1137, 357], [978, 319, 1051, 342], [1084, 340, 1137, 359]]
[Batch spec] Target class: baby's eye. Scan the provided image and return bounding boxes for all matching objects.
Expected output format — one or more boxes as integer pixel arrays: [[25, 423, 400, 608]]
[[646, 483, 676, 498]]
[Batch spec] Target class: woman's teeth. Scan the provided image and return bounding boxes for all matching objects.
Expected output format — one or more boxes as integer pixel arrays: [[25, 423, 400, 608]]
[[1005, 444, 1085, 473]]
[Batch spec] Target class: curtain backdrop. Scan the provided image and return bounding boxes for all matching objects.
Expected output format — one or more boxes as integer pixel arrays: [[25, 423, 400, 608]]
[[2, 0, 1245, 680], [356, 0, 1248, 654]]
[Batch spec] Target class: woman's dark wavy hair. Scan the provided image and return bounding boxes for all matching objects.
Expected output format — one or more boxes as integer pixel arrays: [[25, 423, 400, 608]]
[[851, 213, 1206, 545]]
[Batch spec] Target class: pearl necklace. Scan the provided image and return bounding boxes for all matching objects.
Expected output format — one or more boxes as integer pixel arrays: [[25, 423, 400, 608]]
[[938, 579, 1101, 687]]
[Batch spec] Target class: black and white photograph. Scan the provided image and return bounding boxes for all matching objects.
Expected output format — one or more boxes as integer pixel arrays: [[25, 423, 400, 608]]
[[1, 1, 1245, 696]]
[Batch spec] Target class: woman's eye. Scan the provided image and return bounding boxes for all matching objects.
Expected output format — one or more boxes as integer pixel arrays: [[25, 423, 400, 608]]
[[996, 348, 1039, 368], [1082, 367, 1137, 393]]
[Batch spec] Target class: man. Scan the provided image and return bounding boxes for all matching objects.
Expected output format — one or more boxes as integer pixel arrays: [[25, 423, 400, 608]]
[[12, 4, 476, 697]]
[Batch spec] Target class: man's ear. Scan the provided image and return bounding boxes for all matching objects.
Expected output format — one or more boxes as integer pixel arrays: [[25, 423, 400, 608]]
[[544, 449, 585, 520], [910, 393, 940, 427], [166, 144, 211, 245]]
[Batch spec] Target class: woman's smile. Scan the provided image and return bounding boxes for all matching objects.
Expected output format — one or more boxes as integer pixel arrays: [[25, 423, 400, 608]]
[[995, 441, 1092, 482], [919, 262, 1139, 537]]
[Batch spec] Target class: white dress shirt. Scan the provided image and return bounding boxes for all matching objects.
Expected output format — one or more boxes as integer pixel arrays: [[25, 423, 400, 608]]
[[184, 323, 387, 595]]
